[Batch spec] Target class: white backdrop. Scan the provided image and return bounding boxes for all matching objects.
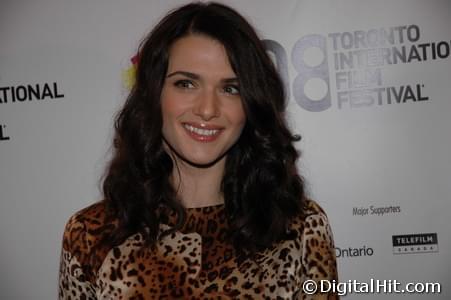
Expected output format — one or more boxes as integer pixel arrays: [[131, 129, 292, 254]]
[[1, 0, 450, 299]]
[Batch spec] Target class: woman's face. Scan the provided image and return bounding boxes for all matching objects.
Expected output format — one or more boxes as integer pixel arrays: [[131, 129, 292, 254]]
[[161, 34, 246, 167]]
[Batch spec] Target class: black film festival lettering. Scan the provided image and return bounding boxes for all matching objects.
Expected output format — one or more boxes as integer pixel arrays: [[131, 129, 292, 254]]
[[264, 24, 449, 112], [0, 124, 10, 141], [0, 82, 64, 142], [328, 24, 437, 110], [0, 82, 64, 104]]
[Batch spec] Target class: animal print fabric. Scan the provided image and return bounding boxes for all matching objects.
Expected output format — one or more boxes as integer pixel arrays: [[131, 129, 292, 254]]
[[59, 199, 338, 299]]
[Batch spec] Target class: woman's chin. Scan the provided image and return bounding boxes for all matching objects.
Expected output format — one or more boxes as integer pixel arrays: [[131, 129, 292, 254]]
[[179, 154, 226, 168]]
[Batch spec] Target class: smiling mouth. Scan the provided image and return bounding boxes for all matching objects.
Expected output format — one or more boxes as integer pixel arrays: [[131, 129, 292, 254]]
[[183, 123, 223, 142]]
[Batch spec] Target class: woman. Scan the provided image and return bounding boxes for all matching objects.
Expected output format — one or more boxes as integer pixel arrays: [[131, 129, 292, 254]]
[[59, 2, 338, 299]]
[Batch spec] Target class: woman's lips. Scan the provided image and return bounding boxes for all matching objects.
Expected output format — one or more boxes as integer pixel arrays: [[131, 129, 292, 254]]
[[182, 122, 223, 142]]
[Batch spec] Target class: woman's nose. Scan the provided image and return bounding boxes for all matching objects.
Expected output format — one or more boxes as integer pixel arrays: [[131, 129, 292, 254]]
[[193, 89, 220, 121]]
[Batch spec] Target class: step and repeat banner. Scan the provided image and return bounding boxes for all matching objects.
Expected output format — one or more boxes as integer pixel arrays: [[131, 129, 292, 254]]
[[1, 0, 449, 299]]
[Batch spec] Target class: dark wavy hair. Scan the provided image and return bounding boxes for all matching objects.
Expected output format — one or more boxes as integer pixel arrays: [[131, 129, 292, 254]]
[[102, 2, 306, 254]]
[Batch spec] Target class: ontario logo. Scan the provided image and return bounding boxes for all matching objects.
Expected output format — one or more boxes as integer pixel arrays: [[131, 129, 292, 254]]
[[121, 54, 139, 90], [335, 245, 374, 258], [392, 233, 438, 254]]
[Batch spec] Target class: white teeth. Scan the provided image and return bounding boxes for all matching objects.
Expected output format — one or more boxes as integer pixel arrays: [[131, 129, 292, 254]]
[[184, 124, 220, 136]]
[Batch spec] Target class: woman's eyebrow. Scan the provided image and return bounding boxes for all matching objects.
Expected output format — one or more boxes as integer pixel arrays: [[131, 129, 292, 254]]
[[166, 71, 199, 79], [222, 78, 239, 83], [166, 71, 238, 83]]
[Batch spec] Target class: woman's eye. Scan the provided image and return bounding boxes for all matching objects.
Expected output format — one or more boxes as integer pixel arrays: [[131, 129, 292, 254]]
[[174, 80, 195, 89], [223, 85, 240, 95]]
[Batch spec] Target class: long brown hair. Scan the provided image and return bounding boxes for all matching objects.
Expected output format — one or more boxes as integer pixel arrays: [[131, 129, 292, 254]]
[[102, 2, 306, 254]]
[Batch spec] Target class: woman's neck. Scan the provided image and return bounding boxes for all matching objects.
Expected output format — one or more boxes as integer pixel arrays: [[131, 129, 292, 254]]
[[170, 156, 226, 208]]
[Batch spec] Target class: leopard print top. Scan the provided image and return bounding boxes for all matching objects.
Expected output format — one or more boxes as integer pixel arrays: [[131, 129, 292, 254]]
[[58, 199, 338, 299]]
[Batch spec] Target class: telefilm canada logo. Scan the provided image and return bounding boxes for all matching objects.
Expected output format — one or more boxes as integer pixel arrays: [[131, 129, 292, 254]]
[[263, 24, 451, 112], [0, 123, 10, 141], [392, 233, 438, 254]]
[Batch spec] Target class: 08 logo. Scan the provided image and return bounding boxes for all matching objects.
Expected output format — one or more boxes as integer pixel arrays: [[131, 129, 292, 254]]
[[264, 34, 330, 112]]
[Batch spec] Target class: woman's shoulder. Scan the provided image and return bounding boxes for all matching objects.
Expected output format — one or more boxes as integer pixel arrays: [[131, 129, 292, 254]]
[[63, 200, 113, 239], [61, 201, 116, 273], [290, 198, 338, 283], [288, 198, 335, 244], [59, 201, 119, 294], [303, 197, 328, 217]]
